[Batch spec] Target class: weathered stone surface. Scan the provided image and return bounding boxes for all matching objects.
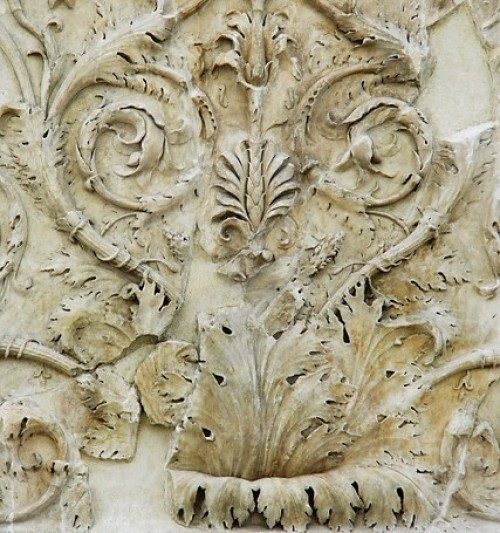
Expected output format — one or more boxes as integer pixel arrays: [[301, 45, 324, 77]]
[[0, 0, 498, 531]]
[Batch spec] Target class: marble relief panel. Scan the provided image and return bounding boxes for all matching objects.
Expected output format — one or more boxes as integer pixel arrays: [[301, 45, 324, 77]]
[[0, 0, 499, 531]]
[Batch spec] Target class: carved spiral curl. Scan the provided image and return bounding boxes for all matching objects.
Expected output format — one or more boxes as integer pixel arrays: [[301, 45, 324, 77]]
[[318, 97, 433, 208], [0, 400, 76, 523], [76, 102, 192, 213], [333, 97, 432, 204]]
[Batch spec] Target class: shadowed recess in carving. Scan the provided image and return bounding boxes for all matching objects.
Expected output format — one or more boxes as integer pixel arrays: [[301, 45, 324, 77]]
[[0, 0, 498, 531]]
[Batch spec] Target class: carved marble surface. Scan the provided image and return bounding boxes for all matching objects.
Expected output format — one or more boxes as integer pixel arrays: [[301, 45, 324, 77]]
[[0, 0, 498, 532]]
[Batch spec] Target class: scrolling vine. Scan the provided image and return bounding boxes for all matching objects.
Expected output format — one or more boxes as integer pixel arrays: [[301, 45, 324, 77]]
[[0, 0, 499, 531]]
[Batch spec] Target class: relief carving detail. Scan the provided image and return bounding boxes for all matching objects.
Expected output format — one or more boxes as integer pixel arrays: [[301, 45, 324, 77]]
[[0, 0, 499, 531]]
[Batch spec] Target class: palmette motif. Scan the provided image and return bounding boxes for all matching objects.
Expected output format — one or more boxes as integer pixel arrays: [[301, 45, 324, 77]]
[[0, 0, 499, 531]]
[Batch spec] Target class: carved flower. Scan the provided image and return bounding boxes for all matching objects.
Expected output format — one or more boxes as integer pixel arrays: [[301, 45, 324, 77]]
[[76, 102, 192, 212], [202, 138, 299, 281], [332, 97, 433, 206], [48, 291, 135, 369], [212, 1, 295, 87]]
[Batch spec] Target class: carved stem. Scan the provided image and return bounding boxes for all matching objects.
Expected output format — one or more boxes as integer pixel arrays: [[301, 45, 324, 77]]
[[317, 174, 423, 207], [0, 21, 35, 104], [7, 0, 44, 43], [246, 0, 267, 232], [0, 402, 74, 524], [83, 175, 192, 213], [417, 349, 500, 393], [49, 60, 187, 121], [248, 0, 267, 86], [306, 0, 351, 19], [7, 0, 57, 110], [34, 128, 181, 307], [0, 337, 83, 376], [295, 62, 383, 151], [0, 481, 65, 523], [170, 0, 212, 19], [317, 207, 445, 315], [317, 128, 474, 315], [58, 211, 181, 306], [360, 349, 500, 433], [346, 350, 500, 447]]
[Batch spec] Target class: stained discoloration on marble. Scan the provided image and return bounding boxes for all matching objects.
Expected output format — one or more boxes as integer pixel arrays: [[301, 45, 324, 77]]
[[0, 0, 498, 531]]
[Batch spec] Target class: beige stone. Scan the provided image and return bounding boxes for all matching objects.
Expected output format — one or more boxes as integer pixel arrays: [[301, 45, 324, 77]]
[[0, 0, 499, 531]]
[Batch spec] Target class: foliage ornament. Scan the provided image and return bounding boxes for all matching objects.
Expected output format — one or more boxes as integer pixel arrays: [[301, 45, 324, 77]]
[[0, 0, 498, 531]]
